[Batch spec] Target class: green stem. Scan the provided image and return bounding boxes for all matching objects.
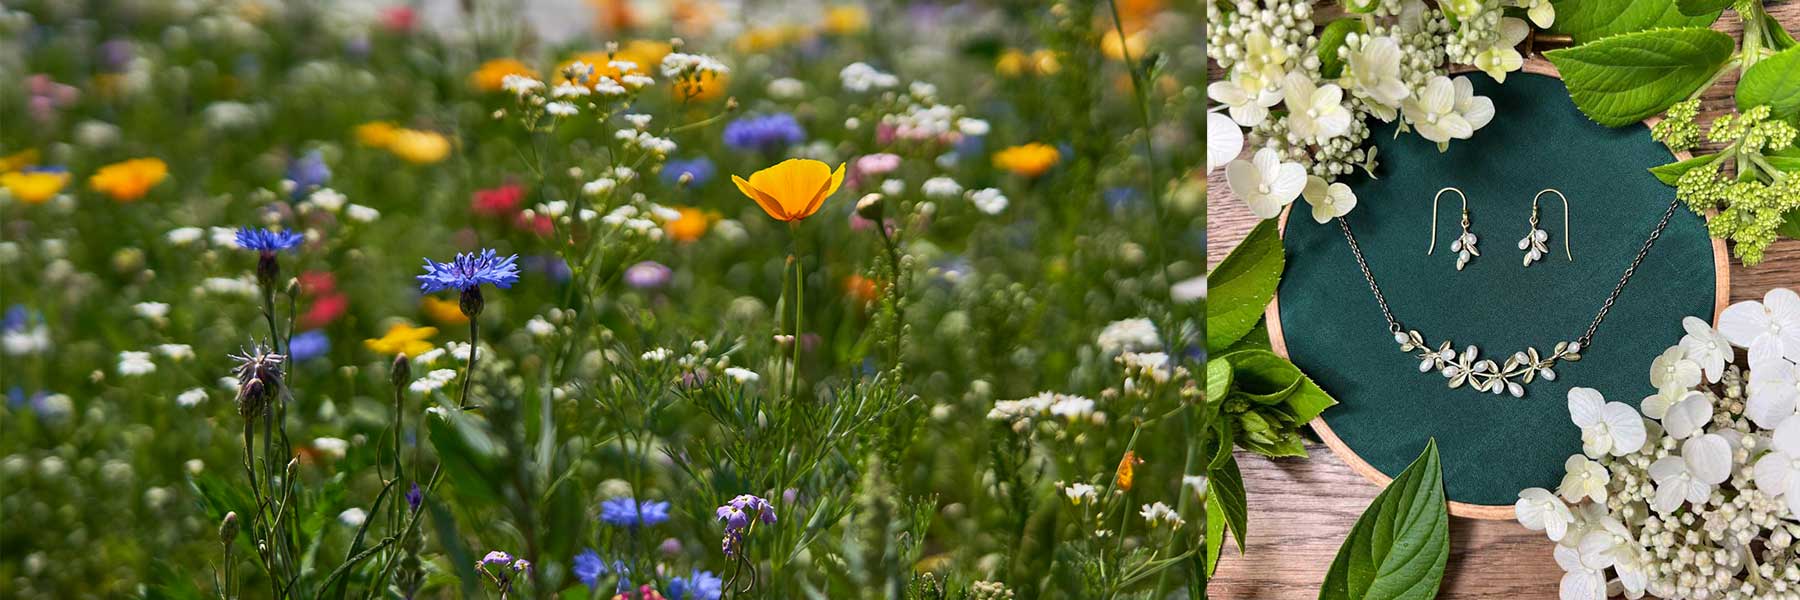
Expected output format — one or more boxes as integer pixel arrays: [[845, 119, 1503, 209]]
[[789, 223, 804, 400]]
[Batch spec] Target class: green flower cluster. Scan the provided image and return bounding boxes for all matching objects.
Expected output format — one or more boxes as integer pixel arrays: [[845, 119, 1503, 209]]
[[1708, 105, 1798, 150], [1651, 99, 1702, 152]]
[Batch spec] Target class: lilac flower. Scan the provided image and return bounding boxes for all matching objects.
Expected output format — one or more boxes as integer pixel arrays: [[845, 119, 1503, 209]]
[[417, 249, 521, 293], [289, 330, 329, 362], [479, 550, 514, 567], [723, 114, 805, 151], [661, 157, 715, 186], [715, 494, 776, 557], [668, 570, 723, 600], [600, 497, 671, 527], [236, 228, 305, 254], [405, 482, 423, 510], [623, 261, 672, 290], [571, 548, 606, 590], [287, 151, 331, 198]]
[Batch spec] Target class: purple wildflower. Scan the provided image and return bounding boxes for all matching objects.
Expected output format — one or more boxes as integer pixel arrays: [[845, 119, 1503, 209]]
[[479, 550, 514, 567], [287, 151, 331, 198], [600, 497, 671, 528], [722, 114, 805, 152], [669, 570, 724, 600], [714, 494, 776, 558], [571, 548, 606, 590], [236, 228, 305, 254], [288, 330, 329, 362], [405, 482, 423, 510], [623, 261, 672, 289], [417, 249, 521, 294], [661, 157, 715, 186]]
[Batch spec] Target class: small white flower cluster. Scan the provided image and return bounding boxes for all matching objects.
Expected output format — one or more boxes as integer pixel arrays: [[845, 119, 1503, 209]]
[[1139, 501, 1186, 528], [839, 62, 900, 92], [986, 392, 1100, 430], [409, 368, 459, 395], [614, 128, 677, 157], [1516, 288, 1800, 600], [965, 187, 1007, 215], [598, 202, 668, 242], [1210, 0, 1536, 224], [1097, 318, 1161, 356], [659, 52, 729, 79]]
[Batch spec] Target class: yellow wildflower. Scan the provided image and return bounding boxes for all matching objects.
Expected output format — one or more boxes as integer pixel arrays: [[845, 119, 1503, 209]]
[[387, 129, 452, 164], [469, 58, 539, 92], [1116, 450, 1143, 492], [732, 159, 845, 222], [89, 158, 168, 202], [993, 143, 1060, 178], [820, 5, 868, 35], [1, 149, 40, 172], [365, 323, 438, 357], [356, 121, 399, 148], [1101, 29, 1147, 61], [421, 296, 470, 325], [2, 169, 71, 204]]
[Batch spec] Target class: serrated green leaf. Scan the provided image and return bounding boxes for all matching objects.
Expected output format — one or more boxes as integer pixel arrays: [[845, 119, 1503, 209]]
[[1649, 152, 1722, 186], [1676, 0, 1732, 16], [1318, 19, 1365, 79], [1206, 357, 1233, 404], [1221, 349, 1337, 424], [1546, 27, 1735, 127], [1739, 45, 1800, 122], [1319, 440, 1449, 600], [1207, 220, 1284, 353], [1204, 453, 1248, 577], [1548, 0, 1721, 43], [1224, 317, 1273, 353]]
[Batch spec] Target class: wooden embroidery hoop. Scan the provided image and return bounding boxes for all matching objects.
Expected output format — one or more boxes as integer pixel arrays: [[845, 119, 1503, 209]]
[[1262, 58, 1732, 520]]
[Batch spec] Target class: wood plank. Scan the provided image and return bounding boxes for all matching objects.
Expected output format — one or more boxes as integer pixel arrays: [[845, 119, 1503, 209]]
[[1204, 4, 1800, 598]]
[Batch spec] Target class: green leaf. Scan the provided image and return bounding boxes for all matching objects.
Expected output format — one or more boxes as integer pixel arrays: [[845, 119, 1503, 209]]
[[1319, 440, 1449, 600], [1546, 27, 1735, 127], [1222, 349, 1337, 423], [1547, 0, 1721, 44], [1649, 152, 1722, 186], [1223, 317, 1273, 353], [1778, 210, 1800, 239], [1676, 0, 1732, 17], [1206, 357, 1233, 404], [1207, 220, 1284, 353], [1739, 45, 1800, 122], [1318, 19, 1365, 79], [1766, 13, 1798, 51], [1204, 454, 1248, 576]]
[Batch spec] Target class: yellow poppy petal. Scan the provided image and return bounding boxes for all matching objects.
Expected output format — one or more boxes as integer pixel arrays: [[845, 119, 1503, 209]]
[[749, 159, 831, 217], [733, 174, 790, 220], [796, 163, 845, 221]]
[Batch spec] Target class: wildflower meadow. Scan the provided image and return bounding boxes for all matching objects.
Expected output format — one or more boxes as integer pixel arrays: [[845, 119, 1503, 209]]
[[0, 1, 1209, 598]]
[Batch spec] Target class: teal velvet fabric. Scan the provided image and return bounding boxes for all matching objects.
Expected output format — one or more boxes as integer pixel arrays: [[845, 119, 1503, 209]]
[[1277, 72, 1717, 507]]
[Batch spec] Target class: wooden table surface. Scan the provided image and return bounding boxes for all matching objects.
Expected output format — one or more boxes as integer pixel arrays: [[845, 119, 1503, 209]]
[[1204, 4, 1800, 598]]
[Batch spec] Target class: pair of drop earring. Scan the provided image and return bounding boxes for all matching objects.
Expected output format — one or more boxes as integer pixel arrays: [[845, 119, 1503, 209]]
[[1428, 187, 1572, 270]]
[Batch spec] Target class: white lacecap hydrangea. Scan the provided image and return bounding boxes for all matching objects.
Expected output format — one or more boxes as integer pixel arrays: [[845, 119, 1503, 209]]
[[1514, 288, 1800, 600]]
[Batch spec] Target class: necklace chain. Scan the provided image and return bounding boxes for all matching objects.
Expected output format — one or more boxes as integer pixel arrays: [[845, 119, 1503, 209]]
[[1329, 197, 1684, 398], [1335, 196, 1681, 351]]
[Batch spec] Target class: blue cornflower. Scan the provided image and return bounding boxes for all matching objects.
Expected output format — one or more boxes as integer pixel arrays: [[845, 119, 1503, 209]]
[[417, 249, 520, 294], [599, 497, 671, 528], [2, 305, 28, 332], [286, 151, 331, 198], [661, 157, 715, 187], [722, 114, 805, 152], [669, 570, 723, 600], [236, 227, 305, 254], [289, 330, 330, 362], [571, 548, 606, 590]]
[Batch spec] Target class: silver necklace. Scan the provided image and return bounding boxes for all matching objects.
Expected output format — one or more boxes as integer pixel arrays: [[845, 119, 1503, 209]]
[[1335, 197, 1682, 398]]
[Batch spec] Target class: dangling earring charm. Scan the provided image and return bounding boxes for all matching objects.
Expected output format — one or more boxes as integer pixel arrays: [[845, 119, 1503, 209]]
[[1520, 188, 1572, 267], [1429, 187, 1478, 270]]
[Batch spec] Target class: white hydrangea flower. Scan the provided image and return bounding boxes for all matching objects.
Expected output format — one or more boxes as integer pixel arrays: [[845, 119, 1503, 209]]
[[1342, 35, 1409, 121], [1473, 18, 1529, 83], [1637, 386, 1683, 420], [1659, 390, 1712, 439], [1401, 76, 1494, 149], [1225, 148, 1306, 219], [1574, 515, 1647, 598], [1753, 415, 1800, 517], [1719, 288, 1800, 368], [1234, 31, 1289, 94], [1516, 0, 1556, 28], [1515, 487, 1575, 542], [1300, 175, 1356, 223], [1553, 544, 1605, 600], [1568, 387, 1645, 458], [1281, 71, 1352, 140], [1558, 455, 1609, 503], [1648, 346, 1701, 393], [1207, 112, 1243, 174], [1206, 76, 1282, 127], [1678, 316, 1732, 383], [1748, 360, 1800, 430], [1647, 433, 1732, 513]]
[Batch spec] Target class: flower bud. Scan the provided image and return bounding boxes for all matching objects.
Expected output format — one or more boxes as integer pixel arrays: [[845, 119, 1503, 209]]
[[238, 378, 267, 420], [219, 511, 239, 543], [255, 252, 280, 290], [459, 286, 484, 318], [391, 354, 411, 389], [855, 193, 884, 221]]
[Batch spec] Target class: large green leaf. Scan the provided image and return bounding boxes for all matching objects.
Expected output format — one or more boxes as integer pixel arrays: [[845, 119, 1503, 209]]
[[1207, 220, 1284, 353], [1649, 152, 1721, 186], [1221, 349, 1337, 424], [1547, 0, 1721, 44], [1675, 0, 1731, 17], [1319, 440, 1449, 600], [1204, 454, 1248, 576], [1738, 45, 1800, 122], [1546, 27, 1735, 127]]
